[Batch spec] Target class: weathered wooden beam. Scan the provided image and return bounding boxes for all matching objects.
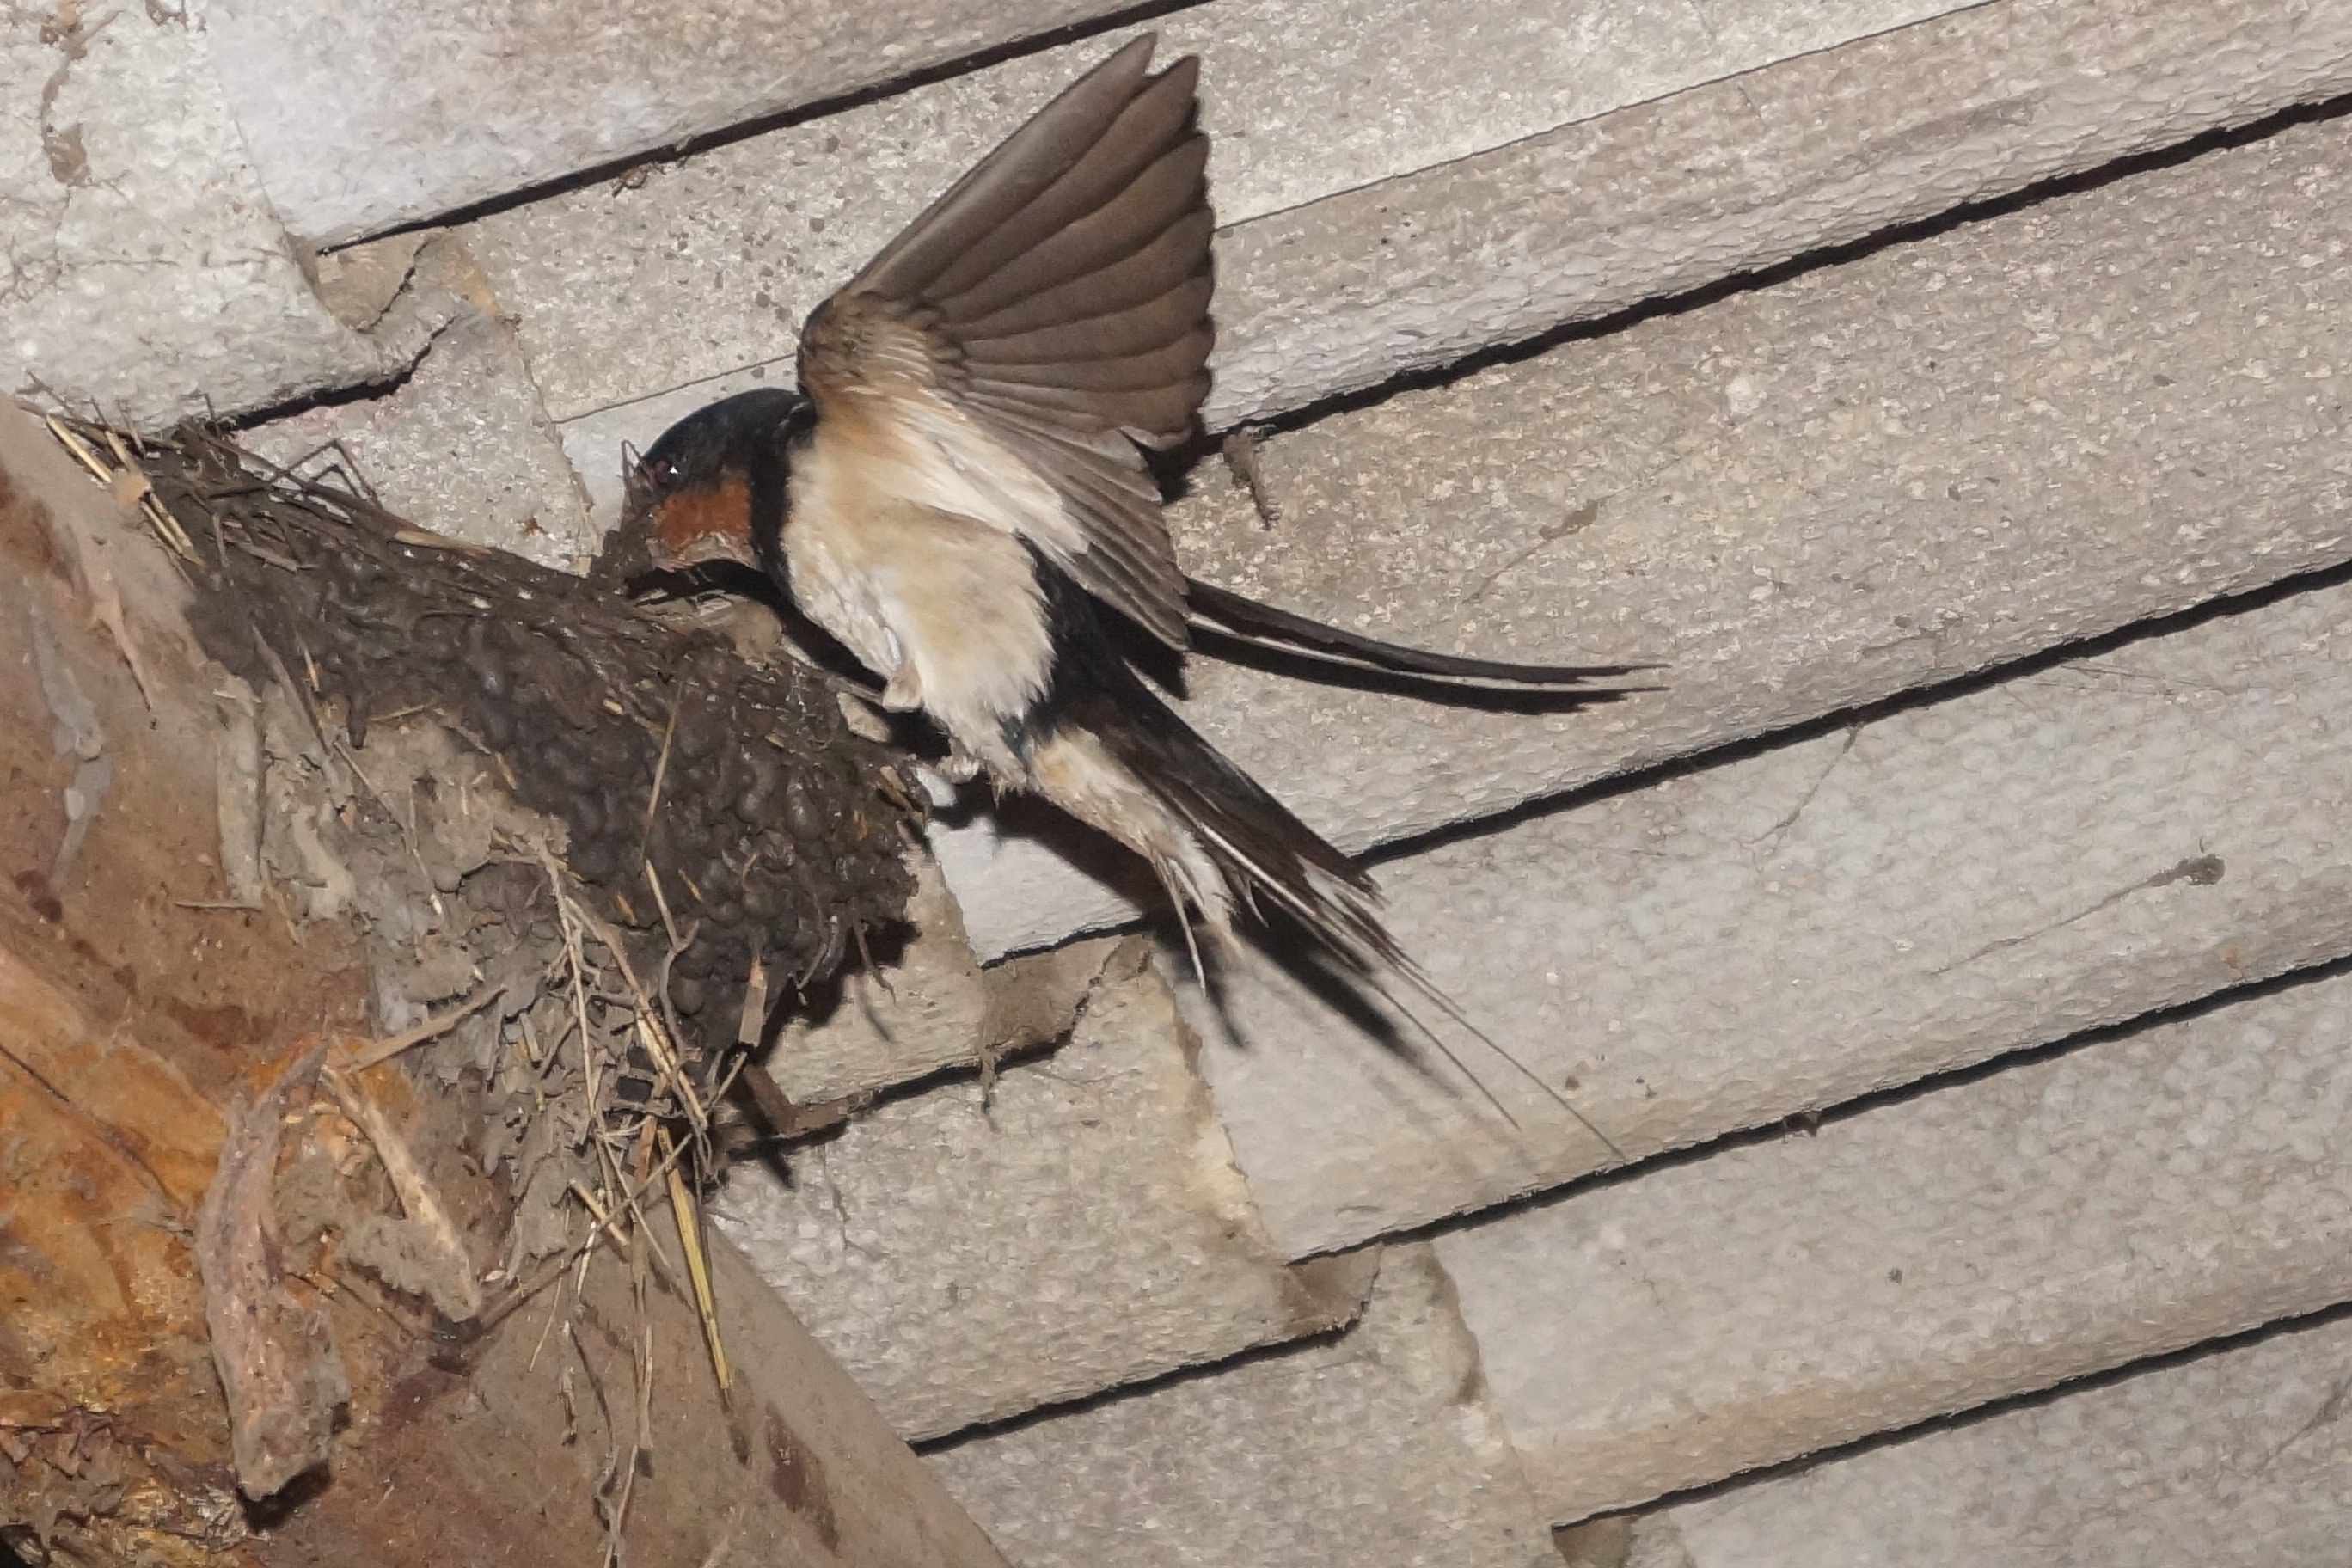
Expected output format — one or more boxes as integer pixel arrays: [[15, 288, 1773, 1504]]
[[248, 1209, 1014, 1568]]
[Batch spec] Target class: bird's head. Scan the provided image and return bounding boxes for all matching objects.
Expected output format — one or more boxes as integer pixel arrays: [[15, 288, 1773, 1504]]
[[622, 388, 810, 574]]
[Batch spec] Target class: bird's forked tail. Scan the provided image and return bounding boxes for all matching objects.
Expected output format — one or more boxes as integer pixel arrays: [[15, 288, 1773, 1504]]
[[1020, 671, 1619, 1148]]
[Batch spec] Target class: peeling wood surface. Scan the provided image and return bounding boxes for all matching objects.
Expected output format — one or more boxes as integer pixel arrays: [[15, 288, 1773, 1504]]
[[255, 1222, 1012, 1568], [193, 1041, 347, 1502], [0, 944, 247, 1565]]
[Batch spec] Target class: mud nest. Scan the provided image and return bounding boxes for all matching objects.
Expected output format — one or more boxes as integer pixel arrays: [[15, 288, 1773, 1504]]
[[138, 425, 918, 1101]]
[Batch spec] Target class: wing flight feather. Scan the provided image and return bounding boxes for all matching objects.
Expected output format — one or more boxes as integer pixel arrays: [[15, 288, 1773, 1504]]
[[797, 35, 1213, 649]]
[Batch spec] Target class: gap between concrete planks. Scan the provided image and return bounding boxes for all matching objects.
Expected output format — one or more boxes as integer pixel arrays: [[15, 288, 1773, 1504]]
[[523, 0, 2352, 475], [925, 1244, 1563, 1568], [1637, 1309, 2352, 1568], [1439, 957, 2352, 1522]]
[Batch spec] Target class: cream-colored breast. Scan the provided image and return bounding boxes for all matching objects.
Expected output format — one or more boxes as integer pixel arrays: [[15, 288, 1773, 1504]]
[[786, 415, 1057, 769]]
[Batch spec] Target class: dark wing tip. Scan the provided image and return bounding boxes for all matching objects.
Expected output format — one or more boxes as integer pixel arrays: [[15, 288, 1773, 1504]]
[[848, 34, 1177, 305], [1102, 31, 1162, 73]]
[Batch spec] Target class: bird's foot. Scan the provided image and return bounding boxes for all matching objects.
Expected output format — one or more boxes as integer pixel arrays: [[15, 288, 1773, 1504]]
[[933, 746, 985, 784]]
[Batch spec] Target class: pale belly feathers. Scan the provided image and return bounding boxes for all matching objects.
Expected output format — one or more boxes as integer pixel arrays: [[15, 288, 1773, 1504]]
[[782, 403, 1061, 775]]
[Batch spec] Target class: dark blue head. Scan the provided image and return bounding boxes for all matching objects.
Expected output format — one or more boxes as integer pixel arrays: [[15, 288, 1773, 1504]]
[[625, 387, 812, 573]]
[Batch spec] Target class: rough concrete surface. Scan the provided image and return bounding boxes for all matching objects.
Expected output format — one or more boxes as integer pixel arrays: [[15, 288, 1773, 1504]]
[[1691, 0, 1962, 61], [515, 0, 2349, 469], [1208, 0, 2352, 426], [1664, 1314, 2352, 1568], [203, 0, 1126, 247], [1436, 966, 2352, 1522], [927, 1245, 1559, 1568], [714, 955, 1374, 1442], [242, 245, 598, 571], [0, 3, 439, 429], [1194, 562, 2352, 1256], [227, 0, 1976, 250], [933, 107, 2352, 958], [470, 0, 1974, 425]]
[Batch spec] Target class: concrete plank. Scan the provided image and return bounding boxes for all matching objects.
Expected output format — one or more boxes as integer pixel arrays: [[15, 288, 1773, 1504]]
[[215, 0, 1995, 249], [203, 0, 1127, 247], [1193, 566, 2352, 1256], [715, 955, 1373, 1442], [521, 0, 2349, 452], [241, 242, 598, 572], [0, 3, 438, 430], [1663, 1314, 2352, 1567], [1689, 0, 1974, 62], [1211, 0, 2352, 424], [469, 0, 1777, 424], [1436, 966, 2352, 1521], [926, 1245, 1558, 1568]]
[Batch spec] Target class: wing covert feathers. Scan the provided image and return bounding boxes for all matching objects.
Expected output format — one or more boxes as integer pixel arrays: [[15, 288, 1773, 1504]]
[[799, 35, 1213, 651]]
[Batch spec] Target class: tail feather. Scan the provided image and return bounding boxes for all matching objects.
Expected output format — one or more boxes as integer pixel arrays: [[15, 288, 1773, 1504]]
[[1062, 674, 1381, 942], [1032, 673, 1620, 1148], [1185, 578, 1659, 694]]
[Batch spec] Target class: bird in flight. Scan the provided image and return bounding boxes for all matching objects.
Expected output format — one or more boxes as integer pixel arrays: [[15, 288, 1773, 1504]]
[[622, 35, 1651, 1125]]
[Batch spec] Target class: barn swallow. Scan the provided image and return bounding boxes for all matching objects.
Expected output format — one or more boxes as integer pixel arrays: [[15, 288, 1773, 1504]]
[[623, 37, 1651, 1119]]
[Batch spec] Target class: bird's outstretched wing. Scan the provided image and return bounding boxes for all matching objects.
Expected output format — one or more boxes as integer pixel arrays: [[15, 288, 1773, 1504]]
[[794, 35, 1211, 651]]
